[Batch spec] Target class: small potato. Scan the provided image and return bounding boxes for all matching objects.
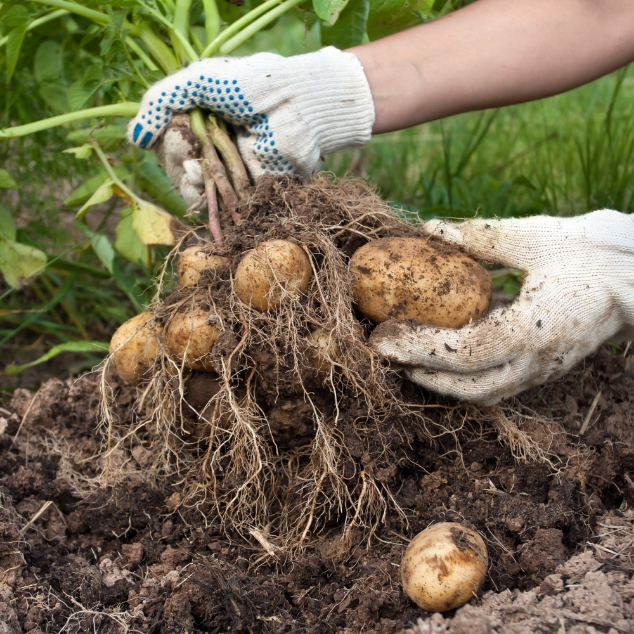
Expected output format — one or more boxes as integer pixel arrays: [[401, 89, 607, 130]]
[[305, 324, 364, 377], [401, 522, 488, 612], [350, 237, 492, 328], [234, 239, 312, 311], [165, 305, 221, 372], [110, 312, 162, 384], [177, 245, 225, 288]]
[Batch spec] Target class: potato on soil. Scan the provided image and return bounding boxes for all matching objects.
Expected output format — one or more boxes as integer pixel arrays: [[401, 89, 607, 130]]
[[350, 237, 492, 328], [234, 239, 312, 311], [401, 522, 488, 612], [177, 245, 225, 288], [109, 312, 162, 384], [165, 305, 221, 372]]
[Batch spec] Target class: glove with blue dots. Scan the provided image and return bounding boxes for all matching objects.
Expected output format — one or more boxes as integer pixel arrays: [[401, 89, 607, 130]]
[[127, 47, 375, 180]]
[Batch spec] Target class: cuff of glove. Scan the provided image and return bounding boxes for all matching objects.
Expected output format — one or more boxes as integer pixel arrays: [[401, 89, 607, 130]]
[[287, 47, 375, 156]]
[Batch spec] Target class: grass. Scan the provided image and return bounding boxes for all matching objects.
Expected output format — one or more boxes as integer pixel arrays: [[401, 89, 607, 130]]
[[326, 64, 634, 218], [1, 13, 633, 381]]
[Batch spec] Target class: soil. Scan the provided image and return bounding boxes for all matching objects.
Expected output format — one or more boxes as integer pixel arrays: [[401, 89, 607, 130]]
[[1, 175, 633, 633], [1, 346, 633, 633]]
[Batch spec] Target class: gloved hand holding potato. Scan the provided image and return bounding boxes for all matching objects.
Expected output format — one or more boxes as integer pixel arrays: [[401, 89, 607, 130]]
[[370, 210, 634, 405]]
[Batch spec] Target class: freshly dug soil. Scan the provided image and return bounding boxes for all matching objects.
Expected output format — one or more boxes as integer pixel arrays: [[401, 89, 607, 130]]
[[1, 347, 633, 633]]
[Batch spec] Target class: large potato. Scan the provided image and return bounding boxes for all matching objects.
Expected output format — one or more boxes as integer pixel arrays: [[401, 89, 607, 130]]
[[350, 237, 491, 327], [401, 522, 488, 612], [165, 305, 221, 372], [177, 245, 225, 288], [234, 239, 312, 311], [110, 312, 162, 384]]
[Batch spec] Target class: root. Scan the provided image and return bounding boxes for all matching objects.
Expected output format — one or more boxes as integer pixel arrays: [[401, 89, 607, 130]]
[[98, 156, 560, 548]]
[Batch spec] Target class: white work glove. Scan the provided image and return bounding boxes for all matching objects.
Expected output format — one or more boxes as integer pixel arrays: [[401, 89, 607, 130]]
[[127, 47, 374, 181], [370, 210, 634, 405]]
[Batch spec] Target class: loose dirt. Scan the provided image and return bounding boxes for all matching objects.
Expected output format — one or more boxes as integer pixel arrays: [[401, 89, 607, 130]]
[[1, 346, 633, 633]]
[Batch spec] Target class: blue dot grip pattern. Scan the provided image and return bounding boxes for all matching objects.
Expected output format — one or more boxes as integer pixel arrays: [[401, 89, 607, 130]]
[[133, 73, 296, 175]]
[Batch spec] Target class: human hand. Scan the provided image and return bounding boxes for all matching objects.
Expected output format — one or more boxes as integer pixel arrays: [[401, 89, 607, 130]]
[[370, 210, 634, 405], [127, 47, 374, 181]]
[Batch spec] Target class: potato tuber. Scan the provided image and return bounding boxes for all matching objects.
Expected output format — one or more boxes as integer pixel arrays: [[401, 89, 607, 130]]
[[234, 239, 312, 311], [177, 245, 225, 288], [109, 312, 162, 384], [165, 305, 221, 372], [350, 237, 492, 328], [400, 522, 488, 612]]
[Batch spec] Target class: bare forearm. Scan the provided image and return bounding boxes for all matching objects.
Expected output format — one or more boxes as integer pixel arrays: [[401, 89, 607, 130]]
[[349, 0, 634, 134]]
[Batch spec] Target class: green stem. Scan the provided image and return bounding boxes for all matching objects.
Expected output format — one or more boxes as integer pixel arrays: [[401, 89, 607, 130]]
[[220, 0, 305, 55], [29, 0, 109, 25], [0, 8, 68, 49], [173, 0, 193, 63], [137, 0, 198, 62], [202, 0, 220, 44], [201, 0, 283, 57], [125, 36, 158, 72], [0, 103, 140, 139], [136, 23, 179, 74]]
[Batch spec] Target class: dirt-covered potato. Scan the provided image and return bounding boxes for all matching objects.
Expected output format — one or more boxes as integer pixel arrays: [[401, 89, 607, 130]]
[[350, 237, 492, 327], [401, 522, 488, 612], [109, 311, 162, 384], [165, 305, 221, 372], [305, 325, 363, 377], [234, 239, 312, 311], [177, 245, 225, 288]]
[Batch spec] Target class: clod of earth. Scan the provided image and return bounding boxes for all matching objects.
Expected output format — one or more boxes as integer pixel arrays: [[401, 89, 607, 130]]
[[400, 522, 488, 612]]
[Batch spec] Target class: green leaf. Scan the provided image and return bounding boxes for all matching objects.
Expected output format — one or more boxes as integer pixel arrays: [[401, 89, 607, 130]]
[[0, 238, 47, 287], [313, 0, 350, 25], [114, 206, 150, 268], [321, 0, 369, 48], [367, 0, 433, 40], [0, 169, 17, 189], [67, 124, 127, 145], [90, 233, 115, 274], [33, 40, 64, 82], [75, 180, 115, 218], [67, 79, 101, 111], [4, 340, 110, 375], [0, 204, 16, 241], [64, 167, 127, 207], [136, 157, 188, 217], [6, 25, 27, 82], [0, 5, 29, 28], [63, 144, 93, 159]]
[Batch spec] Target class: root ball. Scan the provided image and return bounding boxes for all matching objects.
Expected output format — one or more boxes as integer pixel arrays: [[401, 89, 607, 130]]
[[165, 305, 221, 372], [177, 245, 225, 288], [350, 237, 492, 327], [401, 522, 488, 612], [234, 239, 312, 311], [109, 312, 162, 384]]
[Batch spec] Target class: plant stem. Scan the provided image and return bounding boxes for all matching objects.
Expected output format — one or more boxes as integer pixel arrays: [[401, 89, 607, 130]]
[[137, 0, 198, 62], [202, 0, 220, 45], [220, 0, 305, 55], [29, 0, 109, 25], [206, 115, 250, 201], [173, 0, 193, 63], [0, 9, 68, 50], [136, 23, 179, 74], [125, 37, 158, 72], [0, 103, 140, 139], [201, 0, 282, 57]]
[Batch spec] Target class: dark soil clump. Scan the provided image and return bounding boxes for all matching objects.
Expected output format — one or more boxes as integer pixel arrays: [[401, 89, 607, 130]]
[[1, 346, 633, 632]]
